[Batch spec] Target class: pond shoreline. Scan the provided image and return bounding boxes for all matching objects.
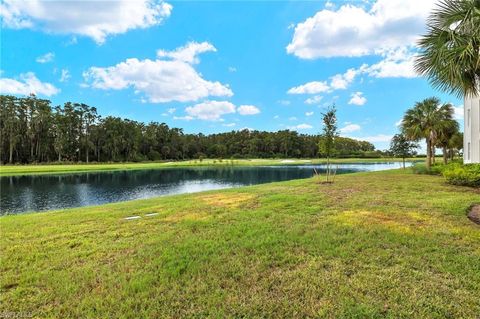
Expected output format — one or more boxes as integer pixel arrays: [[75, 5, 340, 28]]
[[0, 157, 424, 177], [1, 163, 412, 215]]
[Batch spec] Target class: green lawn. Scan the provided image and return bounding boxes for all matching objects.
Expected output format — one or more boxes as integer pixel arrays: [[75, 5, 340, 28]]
[[1, 169, 479, 318], [0, 157, 424, 176]]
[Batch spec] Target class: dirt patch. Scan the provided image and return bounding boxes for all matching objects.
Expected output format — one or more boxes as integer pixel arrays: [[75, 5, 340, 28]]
[[467, 204, 480, 225], [1, 282, 18, 291], [196, 193, 256, 209], [321, 187, 361, 202], [330, 210, 432, 234]]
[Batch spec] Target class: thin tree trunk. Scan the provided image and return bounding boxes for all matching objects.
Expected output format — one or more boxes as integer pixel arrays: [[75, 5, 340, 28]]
[[403, 157, 405, 169], [36, 140, 40, 162], [30, 139, 34, 160], [431, 146, 436, 164], [327, 156, 330, 182], [9, 141, 13, 164], [442, 146, 448, 165], [426, 138, 431, 170]]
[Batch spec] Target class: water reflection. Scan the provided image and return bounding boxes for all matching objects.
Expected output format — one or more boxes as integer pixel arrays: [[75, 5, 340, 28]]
[[0, 162, 410, 214]]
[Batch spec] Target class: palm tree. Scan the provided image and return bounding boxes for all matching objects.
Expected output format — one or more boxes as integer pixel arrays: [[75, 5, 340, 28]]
[[437, 117, 460, 164], [402, 98, 456, 169], [415, 0, 479, 163], [415, 0, 479, 97]]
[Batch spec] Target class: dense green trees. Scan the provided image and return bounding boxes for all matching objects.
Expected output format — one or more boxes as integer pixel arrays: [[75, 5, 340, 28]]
[[0, 95, 377, 164]]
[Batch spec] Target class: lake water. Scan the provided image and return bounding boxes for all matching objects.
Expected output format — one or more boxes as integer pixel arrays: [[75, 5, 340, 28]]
[[0, 162, 410, 214]]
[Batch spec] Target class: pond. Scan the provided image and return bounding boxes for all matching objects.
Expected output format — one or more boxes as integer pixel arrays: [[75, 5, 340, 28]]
[[0, 162, 411, 214]]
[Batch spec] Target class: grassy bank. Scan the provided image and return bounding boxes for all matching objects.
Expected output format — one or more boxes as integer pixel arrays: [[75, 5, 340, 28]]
[[1, 170, 479, 317], [0, 157, 424, 176]]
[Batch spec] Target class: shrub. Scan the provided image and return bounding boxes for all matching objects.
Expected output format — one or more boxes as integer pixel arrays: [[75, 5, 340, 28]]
[[147, 150, 162, 161], [442, 163, 480, 187], [411, 163, 445, 175]]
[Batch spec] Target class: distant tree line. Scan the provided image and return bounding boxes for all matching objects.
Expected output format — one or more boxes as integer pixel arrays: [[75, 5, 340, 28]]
[[0, 95, 379, 164]]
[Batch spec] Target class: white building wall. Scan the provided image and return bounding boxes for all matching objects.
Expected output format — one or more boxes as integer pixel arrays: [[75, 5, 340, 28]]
[[464, 94, 480, 163]]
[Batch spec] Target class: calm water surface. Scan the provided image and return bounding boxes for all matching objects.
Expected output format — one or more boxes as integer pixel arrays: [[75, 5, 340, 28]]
[[1, 162, 410, 214]]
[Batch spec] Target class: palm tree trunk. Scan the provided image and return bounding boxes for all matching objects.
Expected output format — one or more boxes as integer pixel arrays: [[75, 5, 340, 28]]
[[442, 146, 448, 165], [431, 146, 436, 164]]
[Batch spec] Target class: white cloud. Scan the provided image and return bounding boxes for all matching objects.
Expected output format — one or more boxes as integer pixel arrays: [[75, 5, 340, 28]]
[[290, 68, 361, 96], [304, 95, 323, 104], [273, 115, 280, 119], [162, 107, 176, 116], [287, 0, 435, 59], [185, 100, 236, 121], [157, 41, 215, 64], [453, 106, 464, 120], [348, 92, 367, 106], [0, 72, 59, 96], [305, 111, 314, 116], [222, 122, 236, 127], [278, 100, 291, 106], [36, 52, 54, 63], [395, 119, 403, 127], [59, 69, 70, 82], [83, 43, 232, 103], [365, 49, 417, 78], [340, 123, 361, 133], [288, 123, 313, 130], [237, 105, 260, 115], [228, 66, 237, 72], [288, 81, 329, 94], [181, 101, 260, 121], [330, 68, 358, 89], [351, 134, 393, 143], [325, 1, 335, 9], [173, 115, 194, 121], [289, 116, 298, 121], [1, 0, 172, 44], [290, 51, 417, 96]]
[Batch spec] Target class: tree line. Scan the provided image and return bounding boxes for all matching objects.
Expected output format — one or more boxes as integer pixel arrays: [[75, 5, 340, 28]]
[[0, 95, 379, 164]]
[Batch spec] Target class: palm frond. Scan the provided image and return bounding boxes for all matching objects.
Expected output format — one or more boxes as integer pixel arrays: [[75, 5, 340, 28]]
[[415, 0, 480, 97]]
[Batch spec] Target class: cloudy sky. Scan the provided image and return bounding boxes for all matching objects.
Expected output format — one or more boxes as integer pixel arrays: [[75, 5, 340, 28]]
[[0, 0, 464, 149]]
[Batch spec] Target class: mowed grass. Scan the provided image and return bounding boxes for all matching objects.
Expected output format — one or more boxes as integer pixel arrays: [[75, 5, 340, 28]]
[[0, 157, 423, 176], [1, 170, 479, 318]]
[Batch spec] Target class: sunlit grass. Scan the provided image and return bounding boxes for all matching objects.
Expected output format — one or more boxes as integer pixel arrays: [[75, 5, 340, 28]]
[[1, 169, 478, 317]]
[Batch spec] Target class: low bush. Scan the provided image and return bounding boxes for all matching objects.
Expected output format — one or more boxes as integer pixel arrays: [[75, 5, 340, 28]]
[[442, 163, 480, 187], [411, 162, 445, 175]]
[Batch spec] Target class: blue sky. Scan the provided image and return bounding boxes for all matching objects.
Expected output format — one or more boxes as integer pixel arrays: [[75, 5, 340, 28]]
[[0, 0, 464, 149]]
